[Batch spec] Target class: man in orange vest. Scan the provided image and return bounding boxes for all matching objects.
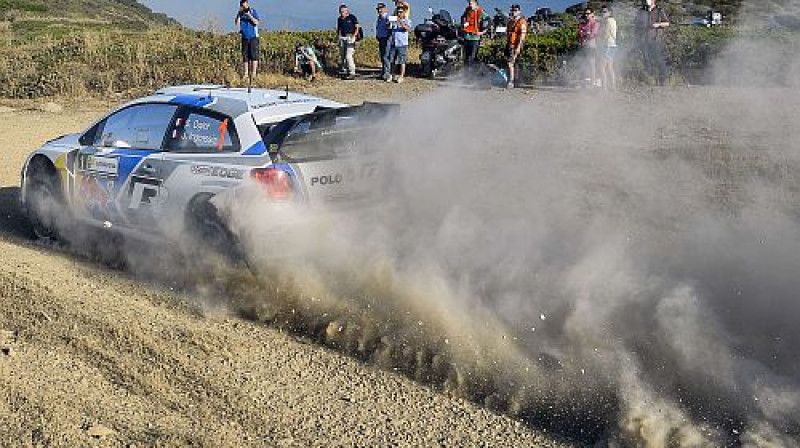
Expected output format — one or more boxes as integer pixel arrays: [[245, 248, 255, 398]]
[[461, 0, 489, 69], [505, 4, 527, 88]]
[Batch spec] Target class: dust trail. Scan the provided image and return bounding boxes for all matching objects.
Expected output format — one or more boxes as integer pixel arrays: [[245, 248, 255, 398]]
[[78, 2, 799, 445]]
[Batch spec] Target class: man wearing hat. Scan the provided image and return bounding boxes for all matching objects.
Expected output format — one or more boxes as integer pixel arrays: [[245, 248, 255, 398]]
[[505, 4, 528, 88], [376, 3, 392, 80], [235, 0, 261, 88]]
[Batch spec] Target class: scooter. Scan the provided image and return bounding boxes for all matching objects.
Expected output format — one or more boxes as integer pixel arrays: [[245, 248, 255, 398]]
[[414, 9, 463, 78]]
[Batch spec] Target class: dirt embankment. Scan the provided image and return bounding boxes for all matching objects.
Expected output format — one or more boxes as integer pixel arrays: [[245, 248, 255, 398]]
[[0, 95, 569, 446]]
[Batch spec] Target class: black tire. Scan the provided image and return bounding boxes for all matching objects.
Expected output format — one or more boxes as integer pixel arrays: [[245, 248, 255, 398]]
[[184, 194, 246, 265], [23, 158, 63, 240]]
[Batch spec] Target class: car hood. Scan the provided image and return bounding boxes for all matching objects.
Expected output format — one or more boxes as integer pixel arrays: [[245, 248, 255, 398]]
[[44, 133, 81, 148]]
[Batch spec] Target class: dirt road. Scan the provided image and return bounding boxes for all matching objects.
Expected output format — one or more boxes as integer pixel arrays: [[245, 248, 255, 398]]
[[0, 97, 569, 447]]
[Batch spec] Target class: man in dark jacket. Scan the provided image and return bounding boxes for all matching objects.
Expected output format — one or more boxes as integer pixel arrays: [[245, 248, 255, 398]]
[[337, 4, 361, 79]]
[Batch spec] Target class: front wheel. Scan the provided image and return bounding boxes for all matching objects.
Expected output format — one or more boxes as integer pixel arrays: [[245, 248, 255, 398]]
[[24, 159, 64, 240]]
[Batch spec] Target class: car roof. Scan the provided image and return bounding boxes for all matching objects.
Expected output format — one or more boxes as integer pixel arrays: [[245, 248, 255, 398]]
[[131, 85, 348, 122]]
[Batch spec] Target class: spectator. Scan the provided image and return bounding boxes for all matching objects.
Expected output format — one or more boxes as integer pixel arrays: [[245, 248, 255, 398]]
[[388, 5, 411, 83], [599, 5, 617, 91], [294, 43, 321, 81], [578, 8, 599, 86], [505, 4, 527, 88], [234, 0, 261, 88], [461, 0, 490, 69], [394, 0, 410, 16], [337, 4, 361, 79], [376, 2, 392, 81], [635, 0, 669, 86]]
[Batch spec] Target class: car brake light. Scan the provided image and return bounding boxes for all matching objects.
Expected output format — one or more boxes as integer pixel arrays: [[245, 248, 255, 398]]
[[251, 167, 294, 200]]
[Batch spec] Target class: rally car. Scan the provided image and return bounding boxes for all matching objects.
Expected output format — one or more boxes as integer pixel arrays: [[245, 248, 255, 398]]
[[20, 85, 394, 259]]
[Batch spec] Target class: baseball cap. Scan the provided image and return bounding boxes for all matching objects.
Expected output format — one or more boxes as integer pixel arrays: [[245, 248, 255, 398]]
[[377, 2, 386, 8], [511, 4, 521, 9]]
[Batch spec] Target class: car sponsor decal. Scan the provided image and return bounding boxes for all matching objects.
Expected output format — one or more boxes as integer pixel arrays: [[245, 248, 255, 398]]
[[242, 141, 268, 156], [190, 164, 245, 179], [85, 155, 119, 176], [168, 95, 216, 108]]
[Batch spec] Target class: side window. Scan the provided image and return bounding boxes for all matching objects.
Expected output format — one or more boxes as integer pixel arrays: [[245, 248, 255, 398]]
[[167, 112, 240, 153], [94, 104, 178, 150]]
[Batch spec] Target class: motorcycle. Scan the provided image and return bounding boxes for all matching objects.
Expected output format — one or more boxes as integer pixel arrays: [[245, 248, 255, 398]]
[[414, 9, 463, 78]]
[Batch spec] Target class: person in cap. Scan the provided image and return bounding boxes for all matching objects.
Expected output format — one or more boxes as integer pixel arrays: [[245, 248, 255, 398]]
[[376, 2, 392, 80], [505, 4, 527, 88], [394, 0, 410, 16], [235, 0, 262, 87], [337, 4, 361, 79]]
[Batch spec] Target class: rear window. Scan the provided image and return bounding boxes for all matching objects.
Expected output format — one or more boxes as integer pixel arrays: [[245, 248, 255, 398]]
[[260, 105, 395, 161]]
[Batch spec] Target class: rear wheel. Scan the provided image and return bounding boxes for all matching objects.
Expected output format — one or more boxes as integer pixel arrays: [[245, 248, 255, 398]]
[[24, 158, 63, 240], [185, 194, 246, 265]]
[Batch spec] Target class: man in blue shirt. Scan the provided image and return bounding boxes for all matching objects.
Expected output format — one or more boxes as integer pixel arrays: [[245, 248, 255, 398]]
[[375, 3, 391, 81], [235, 0, 261, 88]]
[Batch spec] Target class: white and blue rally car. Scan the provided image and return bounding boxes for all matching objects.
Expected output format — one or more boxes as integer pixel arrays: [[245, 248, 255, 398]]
[[20, 85, 394, 258]]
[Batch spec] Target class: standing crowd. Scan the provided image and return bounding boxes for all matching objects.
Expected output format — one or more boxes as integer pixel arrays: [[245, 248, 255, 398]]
[[234, 0, 672, 90]]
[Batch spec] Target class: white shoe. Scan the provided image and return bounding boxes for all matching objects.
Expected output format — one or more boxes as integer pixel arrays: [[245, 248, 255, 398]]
[[395, 77, 404, 83]]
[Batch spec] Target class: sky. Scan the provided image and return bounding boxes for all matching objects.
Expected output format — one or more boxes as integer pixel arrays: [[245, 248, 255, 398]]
[[139, 0, 577, 32]]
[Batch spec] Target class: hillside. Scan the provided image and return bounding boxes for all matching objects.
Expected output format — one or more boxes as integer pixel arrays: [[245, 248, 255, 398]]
[[1, 0, 178, 33]]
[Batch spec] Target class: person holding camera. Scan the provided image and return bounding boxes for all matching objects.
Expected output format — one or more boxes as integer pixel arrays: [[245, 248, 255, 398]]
[[461, 0, 490, 69], [388, 5, 411, 83], [337, 4, 361, 80], [235, 0, 261, 88]]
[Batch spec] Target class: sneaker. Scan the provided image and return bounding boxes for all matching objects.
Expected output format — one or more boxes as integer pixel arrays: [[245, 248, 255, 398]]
[[385, 77, 393, 83], [506, 82, 514, 89], [395, 76, 404, 84]]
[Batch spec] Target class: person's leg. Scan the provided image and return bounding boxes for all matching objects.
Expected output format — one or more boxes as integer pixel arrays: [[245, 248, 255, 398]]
[[241, 39, 250, 81], [397, 47, 407, 81], [656, 42, 668, 86], [339, 38, 347, 74], [346, 42, 356, 76], [251, 61, 258, 79], [379, 38, 390, 79]]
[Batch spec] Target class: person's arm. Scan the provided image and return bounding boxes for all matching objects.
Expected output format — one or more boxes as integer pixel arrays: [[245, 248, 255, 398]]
[[515, 24, 527, 54], [653, 9, 669, 28], [250, 10, 260, 26], [235, 9, 241, 26], [400, 19, 411, 31]]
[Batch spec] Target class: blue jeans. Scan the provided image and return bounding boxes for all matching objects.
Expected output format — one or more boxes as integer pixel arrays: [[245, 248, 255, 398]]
[[378, 37, 390, 78]]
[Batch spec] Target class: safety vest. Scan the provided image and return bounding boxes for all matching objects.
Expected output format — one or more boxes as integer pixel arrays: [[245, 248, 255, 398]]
[[507, 17, 527, 47], [462, 7, 485, 35]]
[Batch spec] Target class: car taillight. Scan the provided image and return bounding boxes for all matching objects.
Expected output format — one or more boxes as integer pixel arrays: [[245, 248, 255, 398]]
[[251, 167, 294, 201]]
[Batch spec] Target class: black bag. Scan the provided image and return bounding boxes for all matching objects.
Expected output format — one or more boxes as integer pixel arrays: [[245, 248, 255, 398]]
[[356, 26, 364, 42]]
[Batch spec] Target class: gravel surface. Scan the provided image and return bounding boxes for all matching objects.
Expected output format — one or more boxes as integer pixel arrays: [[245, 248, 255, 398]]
[[0, 98, 572, 446]]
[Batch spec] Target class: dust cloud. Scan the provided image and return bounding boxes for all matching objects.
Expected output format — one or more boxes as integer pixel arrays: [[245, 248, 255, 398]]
[[41, 2, 785, 445], [211, 6, 800, 445]]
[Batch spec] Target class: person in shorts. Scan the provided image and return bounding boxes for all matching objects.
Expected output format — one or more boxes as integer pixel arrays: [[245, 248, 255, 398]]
[[505, 4, 527, 88], [337, 4, 361, 79], [235, 0, 261, 88], [578, 8, 599, 86], [599, 5, 618, 91], [388, 6, 411, 83]]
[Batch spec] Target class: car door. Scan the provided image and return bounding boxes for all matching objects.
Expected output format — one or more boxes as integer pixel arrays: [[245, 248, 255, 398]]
[[75, 103, 179, 229]]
